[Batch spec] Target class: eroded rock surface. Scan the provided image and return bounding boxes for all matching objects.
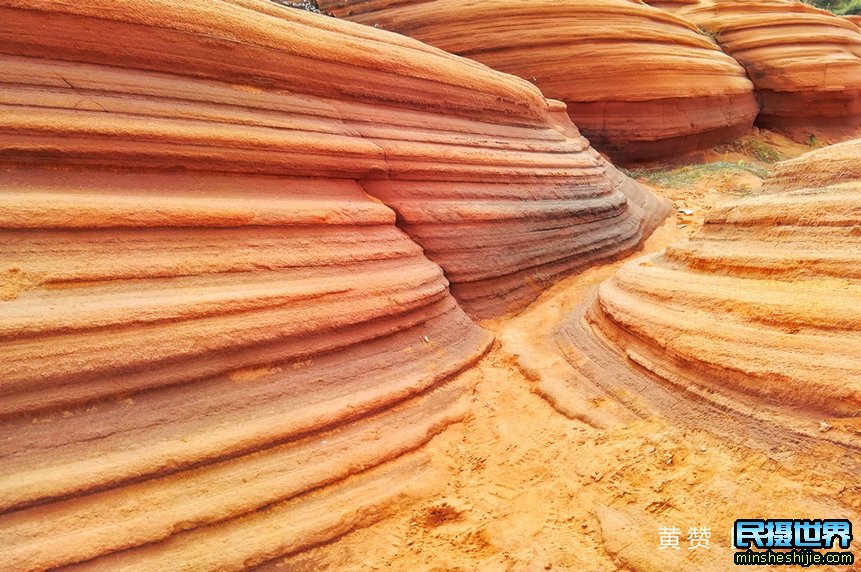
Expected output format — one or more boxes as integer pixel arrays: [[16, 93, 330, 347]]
[[317, 0, 759, 162], [652, 0, 861, 134], [0, 0, 670, 319], [559, 147, 861, 428], [0, 0, 666, 317], [282, 140, 861, 569], [589, 195, 861, 418], [0, 0, 668, 568], [764, 138, 861, 192]]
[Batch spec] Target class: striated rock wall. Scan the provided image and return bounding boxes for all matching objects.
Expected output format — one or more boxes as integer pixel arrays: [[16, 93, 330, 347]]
[[0, 0, 669, 317], [652, 0, 861, 133], [0, 167, 492, 570], [0, 0, 668, 568], [577, 147, 861, 421], [317, 0, 759, 162], [763, 139, 861, 192]]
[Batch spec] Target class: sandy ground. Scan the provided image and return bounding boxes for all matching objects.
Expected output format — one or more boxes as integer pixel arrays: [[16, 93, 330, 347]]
[[273, 132, 859, 571]]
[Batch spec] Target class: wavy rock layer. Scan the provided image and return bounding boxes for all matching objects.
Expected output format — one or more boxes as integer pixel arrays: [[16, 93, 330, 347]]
[[0, 184, 488, 565], [317, 0, 758, 162], [652, 0, 861, 132], [0, 0, 668, 318], [572, 154, 861, 422], [0, 117, 493, 570], [0, 0, 670, 568], [763, 138, 861, 192]]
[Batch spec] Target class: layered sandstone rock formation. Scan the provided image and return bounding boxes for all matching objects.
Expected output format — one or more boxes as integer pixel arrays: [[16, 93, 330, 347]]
[[317, 0, 758, 162], [763, 138, 861, 192], [0, 0, 667, 568], [562, 149, 861, 423], [0, 167, 493, 570], [0, 0, 670, 318], [652, 0, 861, 133]]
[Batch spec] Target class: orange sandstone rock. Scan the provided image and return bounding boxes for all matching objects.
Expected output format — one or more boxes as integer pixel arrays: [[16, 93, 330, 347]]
[[318, 0, 759, 162], [0, 167, 492, 570], [0, 0, 668, 568], [763, 138, 861, 192], [652, 0, 861, 134], [0, 0, 668, 320], [559, 147, 861, 424]]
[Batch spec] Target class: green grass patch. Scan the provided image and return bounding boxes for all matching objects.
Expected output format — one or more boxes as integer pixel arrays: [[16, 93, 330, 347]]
[[621, 161, 770, 189], [803, 0, 861, 14], [697, 26, 719, 41], [742, 138, 784, 162]]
